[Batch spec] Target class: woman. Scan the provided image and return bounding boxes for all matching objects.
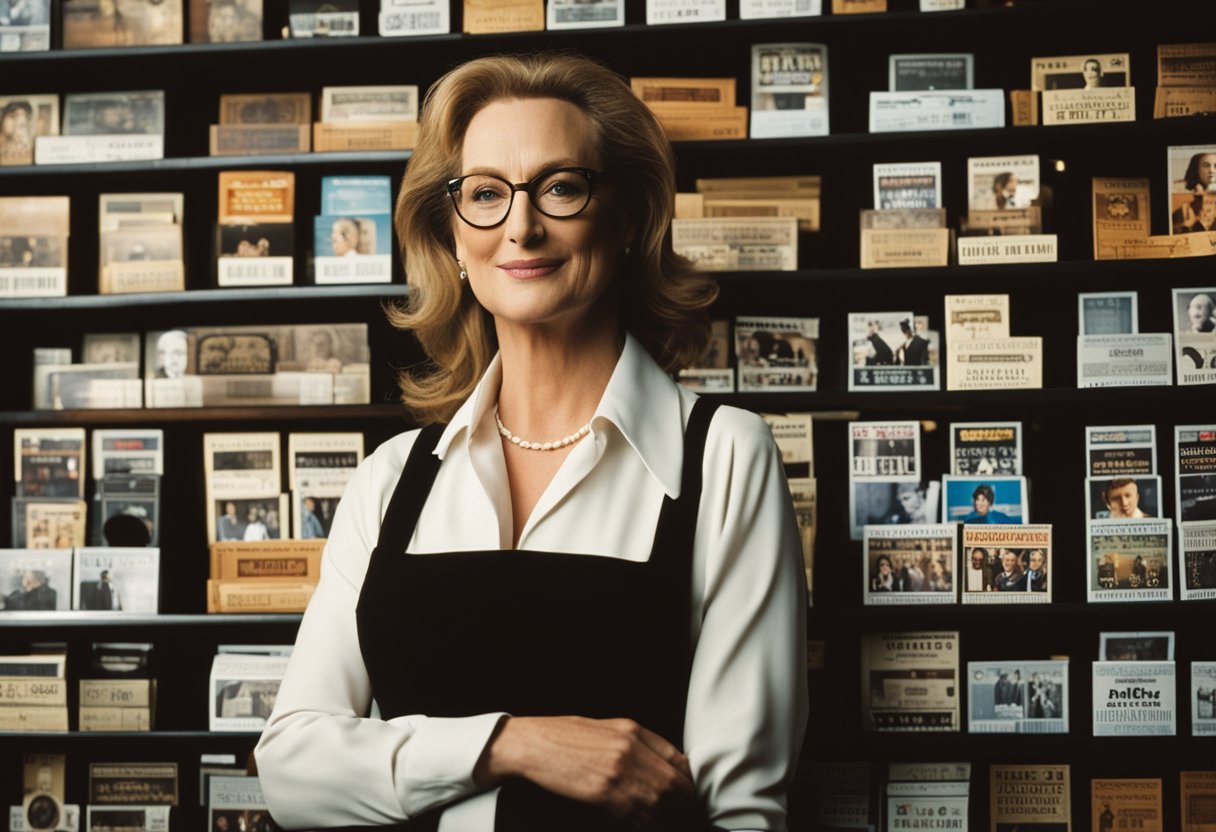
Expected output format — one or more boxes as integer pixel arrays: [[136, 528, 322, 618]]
[[256, 53, 807, 831]]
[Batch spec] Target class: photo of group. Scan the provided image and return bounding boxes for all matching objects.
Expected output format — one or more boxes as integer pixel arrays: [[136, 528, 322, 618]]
[[942, 476, 1027, 524], [968, 661, 1068, 734], [863, 524, 956, 605], [213, 497, 286, 542], [1087, 519, 1172, 602]]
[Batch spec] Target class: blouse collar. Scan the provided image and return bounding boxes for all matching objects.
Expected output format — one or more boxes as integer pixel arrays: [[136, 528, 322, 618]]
[[434, 331, 687, 499]]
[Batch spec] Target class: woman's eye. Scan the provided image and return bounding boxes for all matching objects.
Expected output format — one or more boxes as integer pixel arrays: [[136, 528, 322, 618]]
[[472, 188, 504, 203]]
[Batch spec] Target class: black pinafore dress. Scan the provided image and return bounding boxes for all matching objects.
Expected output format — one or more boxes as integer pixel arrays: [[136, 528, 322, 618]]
[[354, 398, 720, 832]]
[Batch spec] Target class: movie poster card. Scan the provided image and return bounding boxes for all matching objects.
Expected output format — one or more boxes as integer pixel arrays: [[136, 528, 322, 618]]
[[1180, 771, 1216, 831], [14, 428, 86, 499], [863, 524, 957, 605], [1180, 522, 1216, 602], [0, 548, 71, 611], [761, 412, 813, 480], [88, 763, 177, 805], [209, 652, 290, 731], [1091, 779, 1164, 831], [1099, 631, 1174, 661], [1173, 287, 1216, 386], [959, 524, 1050, 603], [0, 94, 58, 166], [968, 660, 1068, 734], [0, 0, 51, 52], [1085, 475, 1163, 520], [873, 162, 941, 210], [85, 805, 169, 832], [208, 776, 277, 832], [735, 316, 818, 392], [849, 420, 920, 541], [861, 630, 959, 732], [967, 155, 1039, 211], [1086, 425, 1156, 478], [949, 422, 1022, 476], [990, 764, 1070, 830], [14, 499, 86, 549], [378, 0, 450, 35], [749, 43, 829, 139], [1092, 665, 1176, 737], [738, 0, 819, 20], [868, 89, 1004, 132], [848, 311, 939, 392], [546, 0, 623, 26], [942, 476, 1028, 525], [71, 547, 160, 613], [1030, 53, 1130, 91], [92, 429, 164, 479], [1168, 146, 1216, 234], [1079, 291, 1138, 336], [1194, 662, 1216, 737], [1087, 519, 1173, 602], [678, 320, 732, 392], [671, 217, 797, 272], [944, 294, 1010, 342], [1176, 424, 1216, 524], [62, 91, 165, 136], [888, 54, 972, 91]]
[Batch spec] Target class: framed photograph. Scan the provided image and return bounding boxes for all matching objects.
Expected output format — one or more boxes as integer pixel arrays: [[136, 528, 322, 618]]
[[941, 475, 1027, 524], [1087, 518, 1172, 603], [863, 523, 957, 605], [960, 524, 1052, 604], [967, 660, 1068, 733]]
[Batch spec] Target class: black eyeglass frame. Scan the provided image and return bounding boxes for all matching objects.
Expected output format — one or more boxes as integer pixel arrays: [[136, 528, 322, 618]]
[[445, 166, 607, 229]]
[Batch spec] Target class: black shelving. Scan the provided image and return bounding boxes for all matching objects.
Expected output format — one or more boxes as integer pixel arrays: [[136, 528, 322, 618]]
[[0, 149, 410, 177], [0, 283, 406, 310]]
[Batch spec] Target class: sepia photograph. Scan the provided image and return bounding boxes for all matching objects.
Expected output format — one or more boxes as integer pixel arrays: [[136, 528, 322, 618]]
[[0, 235, 64, 268], [63, 90, 165, 136], [966, 154, 1039, 211], [216, 222, 294, 258], [82, 332, 141, 365], [191, 0, 261, 42], [1167, 145, 1216, 234], [734, 316, 818, 392], [63, 0, 182, 46], [1030, 53, 1130, 91], [0, 94, 58, 165]]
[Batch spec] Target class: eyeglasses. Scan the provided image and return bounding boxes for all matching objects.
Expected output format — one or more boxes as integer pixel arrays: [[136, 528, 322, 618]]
[[446, 167, 604, 229]]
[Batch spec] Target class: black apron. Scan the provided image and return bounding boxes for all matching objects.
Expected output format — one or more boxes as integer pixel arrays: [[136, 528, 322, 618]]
[[354, 398, 721, 832]]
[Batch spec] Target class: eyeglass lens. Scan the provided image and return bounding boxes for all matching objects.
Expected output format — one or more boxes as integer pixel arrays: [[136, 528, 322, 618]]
[[453, 169, 591, 226]]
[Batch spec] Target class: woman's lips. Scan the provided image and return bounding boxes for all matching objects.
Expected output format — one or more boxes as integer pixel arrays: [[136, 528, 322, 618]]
[[498, 259, 563, 279]]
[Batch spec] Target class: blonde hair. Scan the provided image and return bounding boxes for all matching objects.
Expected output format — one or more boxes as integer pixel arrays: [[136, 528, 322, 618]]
[[389, 52, 717, 425]]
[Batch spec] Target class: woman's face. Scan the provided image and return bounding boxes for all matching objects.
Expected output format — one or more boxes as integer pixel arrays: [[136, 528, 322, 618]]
[[1190, 294, 1214, 330], [453, 97, 628, 331], [1195, 154, 1216, 189]]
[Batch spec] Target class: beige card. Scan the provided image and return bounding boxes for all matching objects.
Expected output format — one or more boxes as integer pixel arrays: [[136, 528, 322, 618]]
[[957, 234, 1057, 265], [1154, 87, 1216, 118], [703, 197, 820, 232], [1042, 88, 1135, 126], [210, 124, 311, 156], [674, 193, 705, 219], [859, 208, 946, 230], [24, 753, 67, 801], [1010, 89, 1038, 126], [462, 0, 543, 33], [209, 539, 324, 580], [217, 171, 295, 224], [1157, 42, 1216, 87], [944, 294, 1010, 341], [648, 106, 749, 141], [1030, 53, 1130, 91], [218, 93, 311, 125], [1110, 232, 1216, 260], [1093, 177, 1150, 260], [24, 501, 88, 548], [961, 207, 1042, 236], [948, 338, 1043, 391], [1091, 779, 1162, 832], [631, 77, 735, 108], [990, 765, 1070, 828], [313, 121, 417, 152], [0, 196, 70, 236], [696, 175, 820, 195], [1181, 771, 1216, 832], [860, 228, 949, 269], [831, 0, 885, 11]]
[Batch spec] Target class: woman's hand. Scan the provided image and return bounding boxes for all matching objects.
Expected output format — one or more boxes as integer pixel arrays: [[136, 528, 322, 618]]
[[474, 715, 695, 828]]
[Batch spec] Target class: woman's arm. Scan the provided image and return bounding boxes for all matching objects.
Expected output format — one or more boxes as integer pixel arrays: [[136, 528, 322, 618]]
[[686, 406, 810, 831], [254, 441, 506, 828]]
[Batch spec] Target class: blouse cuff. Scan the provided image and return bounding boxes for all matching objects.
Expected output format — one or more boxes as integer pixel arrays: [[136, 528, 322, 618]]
[[389, 712, 509, 816]]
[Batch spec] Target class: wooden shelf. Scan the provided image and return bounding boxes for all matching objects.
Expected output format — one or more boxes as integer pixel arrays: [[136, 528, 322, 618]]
[[0, 283, 406, 311]]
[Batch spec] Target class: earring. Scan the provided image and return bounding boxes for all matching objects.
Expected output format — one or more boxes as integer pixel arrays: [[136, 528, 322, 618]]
[[624, 246, 631, 256], [457, 260, 467, 281]]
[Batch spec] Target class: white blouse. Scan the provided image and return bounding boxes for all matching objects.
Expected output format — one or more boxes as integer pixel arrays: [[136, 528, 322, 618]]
[[255, 333, 808, 831]]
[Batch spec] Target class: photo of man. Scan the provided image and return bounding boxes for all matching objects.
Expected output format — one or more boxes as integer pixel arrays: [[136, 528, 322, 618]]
[[80, 569, 122, 611], [2, 568, 57, 610], [1086, 475, 1161, 519]]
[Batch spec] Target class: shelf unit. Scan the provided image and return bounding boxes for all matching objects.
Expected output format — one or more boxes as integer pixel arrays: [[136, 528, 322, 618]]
[[2, 0, 1212, 829]]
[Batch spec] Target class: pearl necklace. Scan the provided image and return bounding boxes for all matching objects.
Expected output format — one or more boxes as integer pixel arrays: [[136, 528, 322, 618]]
[[495, 408, 591, 451]]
